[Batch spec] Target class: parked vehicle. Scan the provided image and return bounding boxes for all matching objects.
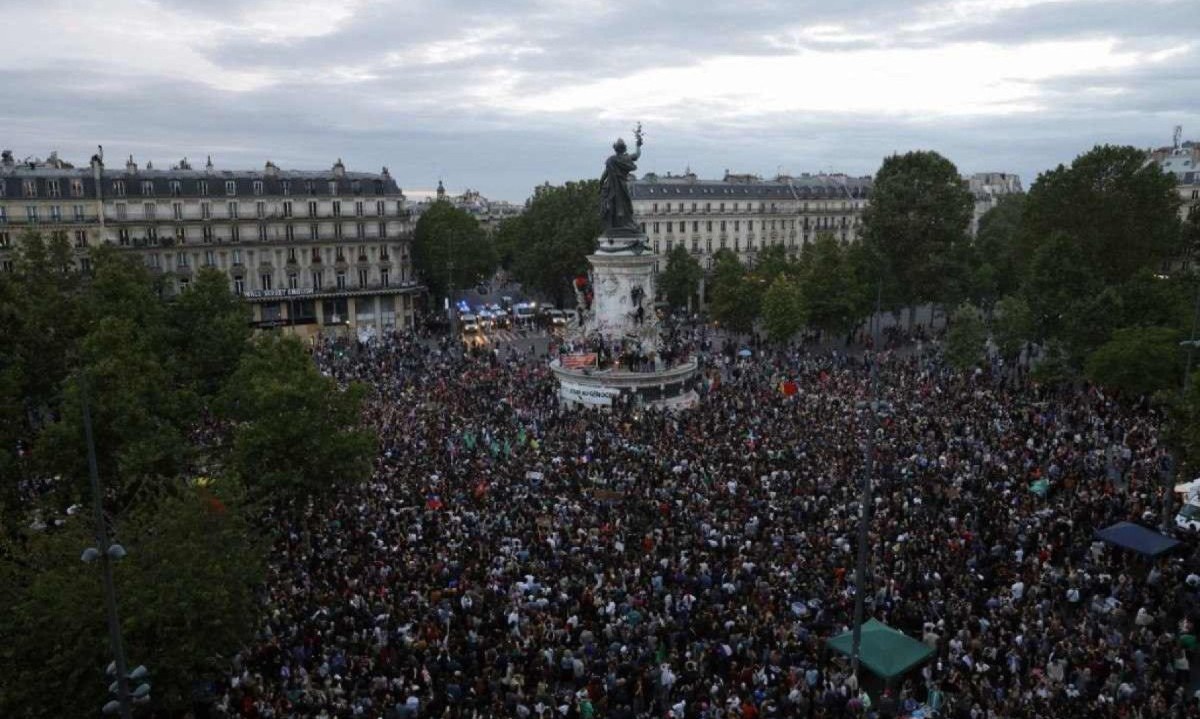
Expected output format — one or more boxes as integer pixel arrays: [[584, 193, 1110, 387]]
[[513, 302, 539, 324]]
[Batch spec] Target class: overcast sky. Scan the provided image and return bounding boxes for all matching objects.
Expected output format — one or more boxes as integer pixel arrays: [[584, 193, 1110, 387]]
[[0, 0, 1195, 201]]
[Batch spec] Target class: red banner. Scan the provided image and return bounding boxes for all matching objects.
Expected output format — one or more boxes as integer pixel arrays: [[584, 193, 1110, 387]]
[[561, 353, 597, 369]]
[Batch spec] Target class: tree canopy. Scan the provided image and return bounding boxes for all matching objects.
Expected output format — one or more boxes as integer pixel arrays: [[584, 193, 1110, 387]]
[[708, 249, 761, 335], [860, 151, 973, 311], [500, 180, 602, 306], [945, 303, 987, 370], [761, 274, 807, 343], [411, 200, 495, 302], [797, 233, 870, 339], [1019, 144, 1180, 284], [658, 244, 703, 310], [219, 335, 375, 501]]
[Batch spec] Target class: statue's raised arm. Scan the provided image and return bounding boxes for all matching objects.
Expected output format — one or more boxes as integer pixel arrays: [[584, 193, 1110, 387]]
[[599, 124, 645, 239]]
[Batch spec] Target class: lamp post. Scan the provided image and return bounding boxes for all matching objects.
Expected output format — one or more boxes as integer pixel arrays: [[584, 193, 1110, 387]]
[[850, 282, 885, 679], [1162, 275, 1200, 532], [79, 375, 150, 716]]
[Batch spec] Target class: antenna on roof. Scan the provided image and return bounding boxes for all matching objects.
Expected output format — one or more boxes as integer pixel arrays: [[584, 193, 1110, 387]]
[[1174, 125, 1183, 152]]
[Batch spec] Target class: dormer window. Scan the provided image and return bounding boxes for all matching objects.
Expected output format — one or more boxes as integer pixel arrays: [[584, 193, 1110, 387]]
[[142, 180, 154, 196], [225, 180, 237, 196], [23, 180, 37, 198], [253, 180, 263, 196], [170, 180, 182, 196], [351, 180, 361, 195], [197, 180, 208, 195], [328, 180, 338, 195], [281, 180, 291, 196], [112, 180, 125, 197]]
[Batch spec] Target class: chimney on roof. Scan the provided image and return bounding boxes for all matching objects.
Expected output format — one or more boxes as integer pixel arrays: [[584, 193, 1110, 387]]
[[381, 166, 390, 179], [145, 160, 153, 170], [205, 155, 214, 173], [264, 160, 279, 178], [2, 149, 14, 168], [126, 155, 137, 173], [333, 158, 346, 178], [178, 157, 191, 170]]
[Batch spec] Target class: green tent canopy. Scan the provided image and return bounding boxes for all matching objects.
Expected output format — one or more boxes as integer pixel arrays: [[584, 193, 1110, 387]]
[[826, 619, 935, 680]]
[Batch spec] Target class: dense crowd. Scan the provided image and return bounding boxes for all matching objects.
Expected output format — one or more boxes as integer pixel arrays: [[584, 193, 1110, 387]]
[[218, 327, 1200, 718]]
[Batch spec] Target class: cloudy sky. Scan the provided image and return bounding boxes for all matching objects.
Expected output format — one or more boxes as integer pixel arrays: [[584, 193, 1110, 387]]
[[1, 0, 1196, 200]]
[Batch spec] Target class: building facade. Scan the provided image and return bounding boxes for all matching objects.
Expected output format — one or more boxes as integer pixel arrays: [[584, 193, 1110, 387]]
[[631, 170, 873, 273], [410, 180, 524, 234], [1149, 128, 1200, 221], [966, 172, 1023, 236], [0, 149, 419, 338]]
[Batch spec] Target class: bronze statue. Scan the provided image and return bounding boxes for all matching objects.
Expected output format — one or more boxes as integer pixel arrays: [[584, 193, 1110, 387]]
[[599, 124, 644, 237]]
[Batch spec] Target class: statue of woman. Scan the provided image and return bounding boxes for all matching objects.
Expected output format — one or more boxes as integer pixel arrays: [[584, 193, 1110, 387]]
[[599, 126, 643, 237]]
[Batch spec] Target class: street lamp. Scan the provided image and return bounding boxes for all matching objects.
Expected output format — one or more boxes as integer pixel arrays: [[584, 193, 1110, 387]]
[[849, 282, 886, 680], [80, 376, 149, 718]]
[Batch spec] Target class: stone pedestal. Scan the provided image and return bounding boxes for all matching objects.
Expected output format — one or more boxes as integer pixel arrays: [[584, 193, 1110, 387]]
[[553, 233, 698, 411], [586, 249, 659, 352]]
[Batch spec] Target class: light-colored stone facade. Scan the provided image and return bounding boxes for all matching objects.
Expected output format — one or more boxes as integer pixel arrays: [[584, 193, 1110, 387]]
[[967, 172, 1023, 236], [631, 170, 872, 273], [1149, 139, 1200, 221], [0, 149, 419, 338]]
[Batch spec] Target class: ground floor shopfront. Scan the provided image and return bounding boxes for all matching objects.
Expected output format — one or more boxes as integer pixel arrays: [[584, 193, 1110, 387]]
[[246, 283, 423, 340]]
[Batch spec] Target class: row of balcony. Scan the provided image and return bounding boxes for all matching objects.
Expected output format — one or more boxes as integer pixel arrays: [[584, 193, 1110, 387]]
[[0, 211, 412, 225], [639, 205, 860, 216], [118, 233, 407, 249]]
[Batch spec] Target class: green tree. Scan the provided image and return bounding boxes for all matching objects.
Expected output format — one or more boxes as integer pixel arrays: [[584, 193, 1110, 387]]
[[7, 231, 86, 426], [0, 482, 265, 718], [493, 214, 527, 271], [991, 294, 1033, 364], [36, 318, 191, 506], [754, 244, 798, 283], [761, 275, 807, 343], [507, 180, 602, 306], [799, 234, 870, 339], [1084, 326, 1182, 399], [708, 249, 761, 334], [1020, 145, 1181, 284], [412, 201, 495, 302], [219, 335, 374, 501], [945, 302, 986, 370], [34, 251, 190, 505], [860, 151, 973, 315], [167, 267, 252, 398], [1021, 231, 1102, 344], [972, 194, 1027, 305], [659, 244, 702, 310]]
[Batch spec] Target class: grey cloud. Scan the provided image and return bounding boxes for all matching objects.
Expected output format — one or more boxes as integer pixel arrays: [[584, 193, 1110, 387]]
[[2, 0, 1197, 200]]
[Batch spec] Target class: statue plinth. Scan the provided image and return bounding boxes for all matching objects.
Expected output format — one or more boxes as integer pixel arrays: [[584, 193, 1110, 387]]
[[553, 233, 698, 411]]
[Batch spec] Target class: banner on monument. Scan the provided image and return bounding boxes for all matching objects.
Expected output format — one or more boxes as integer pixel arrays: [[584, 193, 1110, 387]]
[[561, 353, 598, 370], [560, 381, 620, 406]]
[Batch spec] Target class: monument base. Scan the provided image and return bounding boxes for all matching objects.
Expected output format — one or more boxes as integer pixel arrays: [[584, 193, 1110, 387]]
[[551, 358, 699, 412]]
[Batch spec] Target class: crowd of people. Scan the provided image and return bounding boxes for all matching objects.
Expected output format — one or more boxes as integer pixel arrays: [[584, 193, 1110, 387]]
[[217, 326, 1200, 718]]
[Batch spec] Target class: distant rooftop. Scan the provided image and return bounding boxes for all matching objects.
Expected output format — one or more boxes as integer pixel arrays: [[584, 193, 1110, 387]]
[[634, 169, 871, 200]]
